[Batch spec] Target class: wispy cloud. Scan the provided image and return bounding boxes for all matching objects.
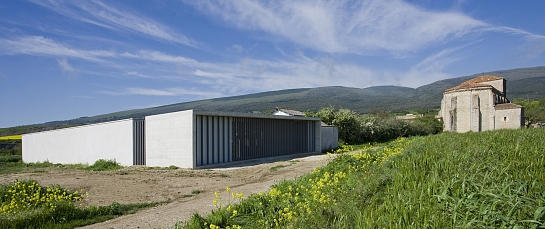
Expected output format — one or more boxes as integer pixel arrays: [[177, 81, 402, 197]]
[[102, 87, 225, 98], [0, 35, 406, 92], [0, 36, 114, 61], [188, 0, 488, 54], [57, 58, 75, 72], [29, 0, 200, 47]]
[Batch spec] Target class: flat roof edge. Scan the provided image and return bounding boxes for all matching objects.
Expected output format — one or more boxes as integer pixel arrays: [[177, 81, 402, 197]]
[[22, 118, 138, 136], [193, 110, 321, 121]]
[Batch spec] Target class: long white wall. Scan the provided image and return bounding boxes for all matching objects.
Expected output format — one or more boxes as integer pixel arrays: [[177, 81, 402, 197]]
[[22, 119, 135, 166], [145, 110, 195, 168]]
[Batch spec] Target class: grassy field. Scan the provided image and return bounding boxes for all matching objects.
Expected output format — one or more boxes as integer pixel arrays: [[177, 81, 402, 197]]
[[182, 128, 545, 228]]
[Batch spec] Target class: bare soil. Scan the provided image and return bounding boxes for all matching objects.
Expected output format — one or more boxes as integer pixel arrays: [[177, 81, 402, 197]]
[[0, 154, 332, 229]]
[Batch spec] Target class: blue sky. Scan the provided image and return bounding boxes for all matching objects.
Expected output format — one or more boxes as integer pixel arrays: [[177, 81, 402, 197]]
[[1, 0, 544, 128]]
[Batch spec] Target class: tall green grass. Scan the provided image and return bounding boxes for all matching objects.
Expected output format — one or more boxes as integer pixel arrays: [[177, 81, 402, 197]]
[[182, 128, 545, 228], [376, 129, 545, 228]]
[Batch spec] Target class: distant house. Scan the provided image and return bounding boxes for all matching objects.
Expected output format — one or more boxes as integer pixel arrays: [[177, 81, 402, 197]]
[[437, 75, 524, 133], [396, 114, 423, 120], [272, 108, 306, 117]]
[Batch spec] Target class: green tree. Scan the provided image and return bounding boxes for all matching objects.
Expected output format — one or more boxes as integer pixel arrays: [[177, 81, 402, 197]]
[[314, 106, 336, 125], [332, 109, 362, 144], [513, 98, 545, 127]]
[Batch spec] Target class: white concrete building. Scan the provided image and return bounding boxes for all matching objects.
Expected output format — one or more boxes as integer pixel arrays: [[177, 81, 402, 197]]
[[23, 110, 330, 169], [23, 118, 145, 166]]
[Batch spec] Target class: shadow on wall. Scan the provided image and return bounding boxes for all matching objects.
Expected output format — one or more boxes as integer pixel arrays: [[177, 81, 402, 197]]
[[321, 126, 339, 152]]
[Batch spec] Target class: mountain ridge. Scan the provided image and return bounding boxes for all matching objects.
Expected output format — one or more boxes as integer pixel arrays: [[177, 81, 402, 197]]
[[1, 66, 544, 135]]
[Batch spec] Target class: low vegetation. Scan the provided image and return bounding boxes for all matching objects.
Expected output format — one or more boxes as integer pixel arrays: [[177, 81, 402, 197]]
[[0, 157, 123, 175], [0, 180, 162, 228], [308, 106, 443, 144], [182, 128, 545, 228], [513, 97, 545, 127], [86, 159, 123, 171], [0, 158, 161, 228]]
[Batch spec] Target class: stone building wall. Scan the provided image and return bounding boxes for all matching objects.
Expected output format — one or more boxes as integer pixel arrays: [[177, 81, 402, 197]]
[[495, 107, 525, 130], [441, 88, 496, 133], [480, 79, 506, 95]]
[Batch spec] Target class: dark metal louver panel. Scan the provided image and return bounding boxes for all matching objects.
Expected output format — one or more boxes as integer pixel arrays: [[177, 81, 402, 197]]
[[231, 118, 315, 162], [196, 115, 316, 166], [196, 115, 233, 166], [133, 118, 145, 165]]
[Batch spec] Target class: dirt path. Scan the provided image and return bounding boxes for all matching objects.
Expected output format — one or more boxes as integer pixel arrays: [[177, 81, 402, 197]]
[[0, 154, 333, 229]]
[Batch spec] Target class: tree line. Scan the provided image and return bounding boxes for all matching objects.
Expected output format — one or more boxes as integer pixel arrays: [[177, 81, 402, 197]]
[[306, 106, 443, 144], [513, 98, 545, 127]]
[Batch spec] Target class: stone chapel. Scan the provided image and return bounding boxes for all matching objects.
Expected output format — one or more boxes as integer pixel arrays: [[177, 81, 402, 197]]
[[437, 75, 524, 133]]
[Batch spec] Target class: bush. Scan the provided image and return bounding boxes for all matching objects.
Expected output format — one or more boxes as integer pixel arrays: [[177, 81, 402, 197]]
[[312, 107, 443, 144], [406, 115, 443, 136], [0, 155, 22, 163], [86, 159, 122, 171]]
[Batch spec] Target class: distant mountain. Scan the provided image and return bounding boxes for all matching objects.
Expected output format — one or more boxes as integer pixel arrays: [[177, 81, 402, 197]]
[[1, 66, 544, 136]]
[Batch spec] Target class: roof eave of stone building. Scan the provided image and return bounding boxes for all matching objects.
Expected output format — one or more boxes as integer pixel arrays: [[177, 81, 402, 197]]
[[495, 103, 523, 110], [444, 84, 494, 94], [463, 75, 504, 84]]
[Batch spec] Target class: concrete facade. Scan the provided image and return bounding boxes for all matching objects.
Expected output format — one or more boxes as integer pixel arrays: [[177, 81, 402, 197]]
[[22, 119, 138, 166], [145, 110, 195, 168], [438, 76, 524, 133], [23, 109, 327, 169], [320, 126, 339, 152]]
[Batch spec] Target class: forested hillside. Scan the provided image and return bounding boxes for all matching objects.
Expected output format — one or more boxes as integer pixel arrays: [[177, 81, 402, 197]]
[[1, 66, 544, 136]]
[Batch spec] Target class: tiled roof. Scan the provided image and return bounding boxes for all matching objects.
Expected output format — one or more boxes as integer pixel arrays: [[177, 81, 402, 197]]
[[445, 83, 493, 92], [495, 103, 523, 110], [462, 75, 503, 84], [445, 75, 503, 93]]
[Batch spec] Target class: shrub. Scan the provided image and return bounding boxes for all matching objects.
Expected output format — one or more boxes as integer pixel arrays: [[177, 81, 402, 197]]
[[86, 159, 122, 171], [0, 155, 22, 163], [312, 107, 443, 144]]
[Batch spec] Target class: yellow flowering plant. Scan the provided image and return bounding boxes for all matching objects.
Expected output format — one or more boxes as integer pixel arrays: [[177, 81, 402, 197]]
[[0, 180, 86, 215]]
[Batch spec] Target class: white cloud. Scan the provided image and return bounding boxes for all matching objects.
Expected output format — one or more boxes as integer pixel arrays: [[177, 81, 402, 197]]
[[57, 58, 75, 72], [188, 0, 488, 53], [102, 87, 225, 98], [0, 36, 114, 61], [0, 35, 388, 93], [126, 88, 177, 96], [229, 44, 244, 53], [29, 0, 199, 47]]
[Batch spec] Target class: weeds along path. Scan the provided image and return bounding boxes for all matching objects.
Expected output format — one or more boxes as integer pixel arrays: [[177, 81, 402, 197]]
[[0, 154, 331, 229]]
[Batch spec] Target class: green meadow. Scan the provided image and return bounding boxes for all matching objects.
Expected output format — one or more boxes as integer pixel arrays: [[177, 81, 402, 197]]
[[183, 128, 545, 228]]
